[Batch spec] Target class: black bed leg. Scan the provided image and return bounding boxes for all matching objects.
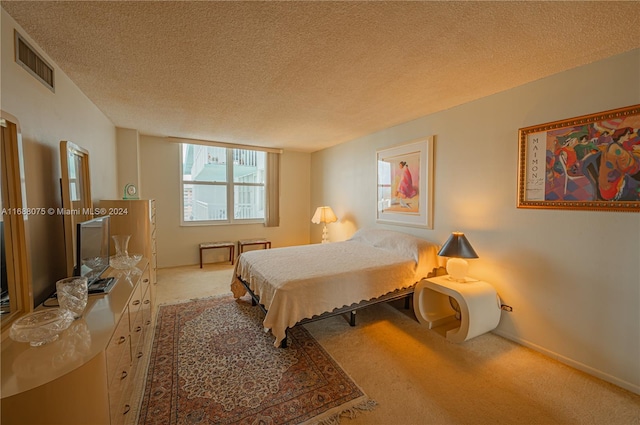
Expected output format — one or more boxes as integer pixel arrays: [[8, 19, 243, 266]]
[[251, 298, 256, 306], [280, 331, 288, 348], [405, 295, 412, 309], [349, 310, 356, 326]]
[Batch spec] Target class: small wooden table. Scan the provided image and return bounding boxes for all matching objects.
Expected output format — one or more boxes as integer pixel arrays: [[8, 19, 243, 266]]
[[238, 238, 271, 254], [199, 241, 235, 268]]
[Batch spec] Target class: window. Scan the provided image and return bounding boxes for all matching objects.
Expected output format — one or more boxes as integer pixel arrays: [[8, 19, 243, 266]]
[[181, 143, 266, 224]]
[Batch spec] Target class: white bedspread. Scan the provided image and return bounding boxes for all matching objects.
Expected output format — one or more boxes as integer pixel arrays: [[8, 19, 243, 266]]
[[231, 228, 440, 346]]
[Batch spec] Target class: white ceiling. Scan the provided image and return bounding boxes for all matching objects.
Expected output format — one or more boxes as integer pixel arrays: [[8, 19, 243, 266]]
[[3, 1, 639, 152]]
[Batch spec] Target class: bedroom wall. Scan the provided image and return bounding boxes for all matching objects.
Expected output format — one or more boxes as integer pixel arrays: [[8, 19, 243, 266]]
[[138, 135, 311, 268], [310, 49, 640, 394], [1, 9, 118, 306]]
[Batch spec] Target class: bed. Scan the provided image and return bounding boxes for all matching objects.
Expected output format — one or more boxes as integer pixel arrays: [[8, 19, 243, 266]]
[[231, 228, 443, 347]]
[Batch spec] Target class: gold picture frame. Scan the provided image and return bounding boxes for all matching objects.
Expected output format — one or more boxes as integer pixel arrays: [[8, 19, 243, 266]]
[[517, 104, 640, 212]]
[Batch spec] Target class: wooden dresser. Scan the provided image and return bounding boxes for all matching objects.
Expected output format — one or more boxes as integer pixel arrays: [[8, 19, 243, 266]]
[[1, 260, 154, 425]]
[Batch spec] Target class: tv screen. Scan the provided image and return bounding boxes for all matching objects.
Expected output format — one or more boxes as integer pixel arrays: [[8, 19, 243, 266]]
[[75, 215, 110, 285]]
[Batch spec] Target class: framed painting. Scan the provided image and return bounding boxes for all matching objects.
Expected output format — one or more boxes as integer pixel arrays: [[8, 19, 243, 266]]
[[376, 136, 434, 228], [517, 104, 640, 212]]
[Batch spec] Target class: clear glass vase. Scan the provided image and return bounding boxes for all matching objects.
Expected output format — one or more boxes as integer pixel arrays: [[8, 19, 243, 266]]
[[112, 234, 131, 258], [110, 234, 140, 270]]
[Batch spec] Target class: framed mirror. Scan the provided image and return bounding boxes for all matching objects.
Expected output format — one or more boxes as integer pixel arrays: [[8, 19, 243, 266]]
[[60, 140, 93, 276], [1, 112, 33, 334]]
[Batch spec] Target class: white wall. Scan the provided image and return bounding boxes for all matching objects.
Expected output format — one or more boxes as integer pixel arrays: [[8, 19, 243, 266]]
[[311, 49, 640, 394], [1, 9, 118, 305], [115, 127, 141, 196], [139, 135, 311, 268]]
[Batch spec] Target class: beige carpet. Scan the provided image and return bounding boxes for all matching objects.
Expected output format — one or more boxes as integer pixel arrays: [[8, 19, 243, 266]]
[[147, 264, 640, 424]]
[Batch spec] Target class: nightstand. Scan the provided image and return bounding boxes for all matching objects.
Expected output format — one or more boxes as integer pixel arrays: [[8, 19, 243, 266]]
[[413, 275, 501, 342]]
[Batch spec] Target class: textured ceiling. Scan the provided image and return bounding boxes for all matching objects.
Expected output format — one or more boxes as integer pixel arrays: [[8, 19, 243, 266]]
[[2, 1, 639, 152]]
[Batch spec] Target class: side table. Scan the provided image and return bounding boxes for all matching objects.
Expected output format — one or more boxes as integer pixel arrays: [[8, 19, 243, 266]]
[[413, 275, 501, 343]]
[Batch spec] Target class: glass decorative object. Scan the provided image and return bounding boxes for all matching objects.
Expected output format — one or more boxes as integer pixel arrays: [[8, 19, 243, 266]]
[[110, 234, 142, 269], [10, 309, 74, 346], [110, 255, 142, 270], [56, 276, 89, 319], [112, 234, 131, 257]]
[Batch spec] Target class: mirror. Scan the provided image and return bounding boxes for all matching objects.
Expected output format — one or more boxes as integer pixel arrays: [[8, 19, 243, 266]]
[[1, 112, 33, 333], [60, 141, 92, 276]]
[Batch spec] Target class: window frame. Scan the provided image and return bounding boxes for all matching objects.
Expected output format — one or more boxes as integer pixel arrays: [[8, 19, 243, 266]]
[[180, 143, 266, 226]]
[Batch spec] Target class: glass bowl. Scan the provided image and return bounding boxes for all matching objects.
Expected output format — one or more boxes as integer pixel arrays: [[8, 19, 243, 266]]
[[130, 253, 143, 264], [10, 309, 75, 347], [109, 253, 142, 270]]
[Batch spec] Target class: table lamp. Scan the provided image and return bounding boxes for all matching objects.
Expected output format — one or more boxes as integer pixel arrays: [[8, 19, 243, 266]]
[[437, 232, 478, 282], [311, 206, 338, 243]]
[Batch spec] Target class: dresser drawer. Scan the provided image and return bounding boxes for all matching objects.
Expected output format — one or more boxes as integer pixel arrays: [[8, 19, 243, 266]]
[[109, 369, 133, 425], [142, 282, 152, 330], [106, 311, 131, 382], [129, 311, 144, 357], [139, 269, 151, 298], [128, 284, 143, 328]]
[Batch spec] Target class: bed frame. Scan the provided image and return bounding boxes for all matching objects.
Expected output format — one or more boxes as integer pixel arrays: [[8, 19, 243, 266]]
[[238, 266, 446, 348]]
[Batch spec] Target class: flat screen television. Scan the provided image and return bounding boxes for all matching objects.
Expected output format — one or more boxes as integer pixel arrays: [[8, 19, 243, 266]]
[[75, 215, 111, 287]]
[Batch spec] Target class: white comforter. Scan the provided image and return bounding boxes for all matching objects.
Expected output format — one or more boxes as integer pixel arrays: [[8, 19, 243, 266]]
[[231, 228, 440, 346]]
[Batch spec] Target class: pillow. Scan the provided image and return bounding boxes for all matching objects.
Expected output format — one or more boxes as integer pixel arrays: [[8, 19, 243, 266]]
[[348, 228, 394, 246], [349, 228, 442, 278], [349, 228, 438, 265]]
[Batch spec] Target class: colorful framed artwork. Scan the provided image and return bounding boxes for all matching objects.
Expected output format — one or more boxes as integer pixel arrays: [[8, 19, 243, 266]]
[[517, 104, 640, 212], [376, 136, 434, 228]]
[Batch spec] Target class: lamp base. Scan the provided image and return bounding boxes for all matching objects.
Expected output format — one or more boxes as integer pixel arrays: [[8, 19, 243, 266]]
[[321, 225, 329, 243], [446, 258, 469, 282]]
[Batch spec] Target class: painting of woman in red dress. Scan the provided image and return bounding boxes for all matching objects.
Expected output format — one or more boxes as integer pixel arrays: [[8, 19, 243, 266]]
[[396, 161, 418, 199], [383, 153, 420, 213]]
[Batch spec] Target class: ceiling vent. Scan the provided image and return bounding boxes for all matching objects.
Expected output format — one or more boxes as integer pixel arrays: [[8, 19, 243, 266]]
[[14, 31, 55, 92]]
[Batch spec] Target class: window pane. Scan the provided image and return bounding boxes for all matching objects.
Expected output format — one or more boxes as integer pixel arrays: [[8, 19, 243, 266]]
[[234, 185, 264, 219], [233, 149, 265, 184], [183, 144, 227, 182], [183, 184, 227, 221]]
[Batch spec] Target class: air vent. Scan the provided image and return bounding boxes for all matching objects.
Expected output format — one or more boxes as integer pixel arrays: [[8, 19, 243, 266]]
[[14, 31, 55, 92]]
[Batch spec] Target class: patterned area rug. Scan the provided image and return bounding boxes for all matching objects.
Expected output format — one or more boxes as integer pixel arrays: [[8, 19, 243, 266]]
[[138, 295, 375, 425]]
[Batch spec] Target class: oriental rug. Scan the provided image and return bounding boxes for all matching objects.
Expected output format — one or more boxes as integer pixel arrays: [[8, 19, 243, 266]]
[[138, 295, 376, 425]]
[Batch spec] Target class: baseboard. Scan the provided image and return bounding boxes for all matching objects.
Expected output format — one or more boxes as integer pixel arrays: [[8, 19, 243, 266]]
[[492, 329, 640, 396]]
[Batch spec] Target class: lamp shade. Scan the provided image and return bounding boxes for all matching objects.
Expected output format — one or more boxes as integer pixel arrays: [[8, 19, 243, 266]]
[[311, 206, 338, 224], [437, 232, 478, 258]]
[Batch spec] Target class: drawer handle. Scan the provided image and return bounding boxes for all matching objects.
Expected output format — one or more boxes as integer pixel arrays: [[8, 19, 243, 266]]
[[118, 336, 126, 344], [143, 278, 149, 283], [123, 404, 131, 415], [146, 320, 151, 325], [135, 326, 142, 333], [121, 370, 128, 380], [144, 299, 150, 304], [137, 352, 143, 359], [132, 300, 141, 306]]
